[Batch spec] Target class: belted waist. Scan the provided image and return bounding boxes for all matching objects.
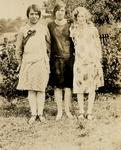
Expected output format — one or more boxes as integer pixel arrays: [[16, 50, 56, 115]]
[[54, 53, 74, 59]]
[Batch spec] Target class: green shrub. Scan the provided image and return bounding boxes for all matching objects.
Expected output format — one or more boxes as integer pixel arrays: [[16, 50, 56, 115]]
[[101, 26, 121, 92], [0, 44, 19, 101]]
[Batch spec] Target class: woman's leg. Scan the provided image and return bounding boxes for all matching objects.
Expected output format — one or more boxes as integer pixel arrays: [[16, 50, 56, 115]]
[[28, 90, 37, 116], [28, 90, 37, 123], [64, 88, 73, 118], [36, 91, 46, 123], [77, 93, 84, 114], [86, 89, 95, 119], [55, 88, 63, 121], [36, 91, 45, 116]]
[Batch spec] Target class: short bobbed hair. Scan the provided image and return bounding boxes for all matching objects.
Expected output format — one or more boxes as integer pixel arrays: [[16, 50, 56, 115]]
[[53, 1, 66, 17], [26, 4, 41, 18]]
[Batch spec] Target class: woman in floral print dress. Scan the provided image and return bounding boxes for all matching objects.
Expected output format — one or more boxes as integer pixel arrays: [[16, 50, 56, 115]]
[[70, 7, 104, 120]]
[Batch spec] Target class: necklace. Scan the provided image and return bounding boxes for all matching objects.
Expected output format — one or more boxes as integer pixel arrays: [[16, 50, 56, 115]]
[[55, 19, 67, 26]]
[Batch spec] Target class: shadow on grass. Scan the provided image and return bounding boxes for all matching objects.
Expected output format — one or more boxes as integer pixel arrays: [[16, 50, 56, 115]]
[[0, 98, 58, 119], [0, 103, 30, 118]]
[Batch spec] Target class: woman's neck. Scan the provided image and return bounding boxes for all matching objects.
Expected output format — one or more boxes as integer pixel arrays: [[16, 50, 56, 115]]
[[28, 21, 38, 27], [55, 19, 67, 26], [75, 21, 88, 28]]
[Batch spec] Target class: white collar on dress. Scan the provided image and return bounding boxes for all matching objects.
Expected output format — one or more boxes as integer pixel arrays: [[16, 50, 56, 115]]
[[55, 19, 67, 26]]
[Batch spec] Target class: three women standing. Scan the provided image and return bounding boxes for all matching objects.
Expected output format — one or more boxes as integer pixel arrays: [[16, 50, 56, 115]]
[[16, 3, 104, 123]]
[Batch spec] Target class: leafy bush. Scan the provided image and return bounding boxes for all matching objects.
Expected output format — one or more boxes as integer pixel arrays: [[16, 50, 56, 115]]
[[101, 26, 121, 92], [0, 44, 19, 101]]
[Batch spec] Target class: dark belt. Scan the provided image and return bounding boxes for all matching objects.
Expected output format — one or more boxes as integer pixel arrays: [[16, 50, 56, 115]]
[[54, 54, 71, 59]]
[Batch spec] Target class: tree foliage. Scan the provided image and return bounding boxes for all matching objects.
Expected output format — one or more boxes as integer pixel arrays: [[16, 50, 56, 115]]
[[46, 0, 121, 24]]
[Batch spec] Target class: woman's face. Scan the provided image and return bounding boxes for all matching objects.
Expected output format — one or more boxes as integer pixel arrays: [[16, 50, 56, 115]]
[[76, 13, 86, 24], [55, 7, 65, 21], [28, 9, 40, 24]]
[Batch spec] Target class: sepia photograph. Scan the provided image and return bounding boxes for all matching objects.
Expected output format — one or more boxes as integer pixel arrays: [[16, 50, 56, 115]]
[[0, 0, 121, 150]]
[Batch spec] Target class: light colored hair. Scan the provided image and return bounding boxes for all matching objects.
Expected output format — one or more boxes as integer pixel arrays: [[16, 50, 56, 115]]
[[72, 7, 92, 24]]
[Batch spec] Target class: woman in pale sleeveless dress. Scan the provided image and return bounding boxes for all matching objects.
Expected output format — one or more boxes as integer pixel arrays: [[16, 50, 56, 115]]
[[16, 4, 50, 124]]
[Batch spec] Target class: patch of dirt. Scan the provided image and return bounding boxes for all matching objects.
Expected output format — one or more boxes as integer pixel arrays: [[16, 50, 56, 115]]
[[0, 93, 121, 150]]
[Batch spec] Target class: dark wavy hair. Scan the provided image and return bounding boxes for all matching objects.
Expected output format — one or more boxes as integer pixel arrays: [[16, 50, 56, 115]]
[[53, 1, 66, 17], [26, 4, 41, 18]]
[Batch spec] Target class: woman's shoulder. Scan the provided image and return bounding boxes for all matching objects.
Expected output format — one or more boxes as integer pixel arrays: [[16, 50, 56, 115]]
[[88, 23, 96, 30], [47, 20, 55, 27], [36, 21, 47, 30], [17, 23, 28, 37], [21, 23, 30, 32], [88, 23, 99, 35]]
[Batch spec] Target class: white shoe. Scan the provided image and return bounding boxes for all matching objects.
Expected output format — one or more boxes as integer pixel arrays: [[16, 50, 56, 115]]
[[78, 113, 85, 120], [28, 116, 36, 124], [65, 111, 73, 119], [56, 113, 62, 121], [85, 114, 94, 120], [38, 115, 47, 123]]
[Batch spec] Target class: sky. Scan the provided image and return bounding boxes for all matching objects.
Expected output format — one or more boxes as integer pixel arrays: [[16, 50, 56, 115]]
[[0, 0, 45, 19]]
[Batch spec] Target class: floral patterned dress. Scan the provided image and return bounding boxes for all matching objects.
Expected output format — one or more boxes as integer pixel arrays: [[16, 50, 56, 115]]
[[70, 23, 104, 93], [16, 22, 50, 92]]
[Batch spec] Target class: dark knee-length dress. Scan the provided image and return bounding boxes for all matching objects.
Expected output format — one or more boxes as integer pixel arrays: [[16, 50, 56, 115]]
[[48, 21, 75, 88]]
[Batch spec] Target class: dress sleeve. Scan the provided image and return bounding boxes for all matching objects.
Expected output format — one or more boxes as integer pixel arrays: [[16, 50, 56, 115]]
[[15, 29, 24, 64], [45, 27, 51, 58], [118, 32, 121, 48], [69, 24, 76, 40], [93, 27, 102, 62], [117, 32, 121, 59]]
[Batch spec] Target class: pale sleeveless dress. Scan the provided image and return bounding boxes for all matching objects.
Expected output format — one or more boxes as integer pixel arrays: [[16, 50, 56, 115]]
[[70, 23, 104, 93], [17, 23, 50, 91]]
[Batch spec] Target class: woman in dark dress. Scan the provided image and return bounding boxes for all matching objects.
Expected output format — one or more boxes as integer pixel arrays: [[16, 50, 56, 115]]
[[48, 1, 75, 121]]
